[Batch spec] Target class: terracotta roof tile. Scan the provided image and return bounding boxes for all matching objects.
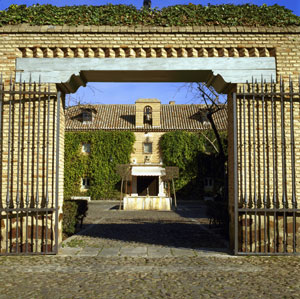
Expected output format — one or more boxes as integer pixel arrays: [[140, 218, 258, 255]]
[[65, 104, 227, 132]]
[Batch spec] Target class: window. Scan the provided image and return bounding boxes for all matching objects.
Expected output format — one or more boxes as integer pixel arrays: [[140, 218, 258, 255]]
[[144, 142, 152, 154], [144, 106, 152, 125], [81, 177, 90, 190], [82, 111, 92, 123], [204, 178, 213, 187], [82, 143, 91, 153]]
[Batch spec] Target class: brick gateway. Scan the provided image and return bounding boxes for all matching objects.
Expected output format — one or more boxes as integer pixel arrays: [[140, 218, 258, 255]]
[[0, 24, 299, 255]]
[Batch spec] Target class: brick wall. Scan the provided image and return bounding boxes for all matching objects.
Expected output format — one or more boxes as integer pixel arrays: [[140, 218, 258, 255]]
[[1, 24, 300, 252]]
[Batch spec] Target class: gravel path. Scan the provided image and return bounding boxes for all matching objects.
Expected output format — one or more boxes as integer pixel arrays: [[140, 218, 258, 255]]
[[0, 201, 299, 298]]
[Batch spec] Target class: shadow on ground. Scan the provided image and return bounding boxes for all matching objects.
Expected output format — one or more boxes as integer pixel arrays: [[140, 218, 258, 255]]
[[77, 221, 229, 251], [72, 200, 230, 253]]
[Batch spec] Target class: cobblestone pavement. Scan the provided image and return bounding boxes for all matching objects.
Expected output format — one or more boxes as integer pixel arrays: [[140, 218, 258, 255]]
[[0, 201, 299, 299]]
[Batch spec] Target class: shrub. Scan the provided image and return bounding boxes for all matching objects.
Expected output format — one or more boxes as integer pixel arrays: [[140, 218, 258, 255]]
[[62, 200, 88, 236], [62, 200, 78, 236]]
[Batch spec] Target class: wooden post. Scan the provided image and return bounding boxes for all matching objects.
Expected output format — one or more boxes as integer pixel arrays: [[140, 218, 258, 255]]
[[116, 164, 131, 210], [172, 179, 177, 209], [119, 178, 123, 210]]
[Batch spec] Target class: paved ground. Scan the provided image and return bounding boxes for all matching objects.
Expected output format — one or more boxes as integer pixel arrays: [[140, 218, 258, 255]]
[[59, 200, 229, 257], [0, 201, 299, 298]]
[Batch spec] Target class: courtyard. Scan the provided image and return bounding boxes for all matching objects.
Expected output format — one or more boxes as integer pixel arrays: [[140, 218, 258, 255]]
[[0, 3, 300, 298], [0, 201, 298, 298]]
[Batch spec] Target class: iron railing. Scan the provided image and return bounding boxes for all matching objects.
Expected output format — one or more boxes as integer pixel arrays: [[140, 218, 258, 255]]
[[0, 75, 60, 255], [233, 76, 300, 255]]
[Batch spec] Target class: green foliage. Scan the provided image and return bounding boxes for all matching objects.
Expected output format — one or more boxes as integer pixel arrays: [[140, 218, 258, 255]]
[[160, 130, 227, 196], [62, 200, 88, 236], [62, 200, 78, 236], [64, 131, 135, 200], [160, 131, 204, 191], [0, 4, 299, 27]]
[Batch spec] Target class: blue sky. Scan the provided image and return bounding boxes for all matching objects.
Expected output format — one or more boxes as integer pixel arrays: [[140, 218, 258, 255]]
[[1, 0, 298, 105]]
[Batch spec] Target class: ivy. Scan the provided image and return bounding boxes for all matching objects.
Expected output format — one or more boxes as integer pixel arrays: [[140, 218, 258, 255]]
[[0, 4, 299, 27], [64, 131, 135, 200], [160, 130, 227, 196]]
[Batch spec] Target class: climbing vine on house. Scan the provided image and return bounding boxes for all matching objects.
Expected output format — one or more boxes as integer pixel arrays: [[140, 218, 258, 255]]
[[64, 131, 135, 200], [160, 130, 227, 197], [1, 4, 299, 27]]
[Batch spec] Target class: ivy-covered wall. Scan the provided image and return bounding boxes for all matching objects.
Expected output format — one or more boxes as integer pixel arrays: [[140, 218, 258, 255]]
[[64, 131, 135, 200], [1, 4, 299, 27], [160, 130, 227, 198]]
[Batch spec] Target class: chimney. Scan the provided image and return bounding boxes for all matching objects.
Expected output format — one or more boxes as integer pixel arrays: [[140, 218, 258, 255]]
[[169, 101, 175, 105]]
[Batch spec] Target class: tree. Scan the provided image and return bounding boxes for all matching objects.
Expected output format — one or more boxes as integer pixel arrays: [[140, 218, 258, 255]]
[[183, 83, 227, 159], [143, 0, 151, 9], [191, 83, 229, 231], [185, 83, 228, 200], [196, 83, 227, 160]]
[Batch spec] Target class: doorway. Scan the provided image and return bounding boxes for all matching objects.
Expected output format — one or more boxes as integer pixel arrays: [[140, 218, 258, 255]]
[[137, 176, 159, 196]]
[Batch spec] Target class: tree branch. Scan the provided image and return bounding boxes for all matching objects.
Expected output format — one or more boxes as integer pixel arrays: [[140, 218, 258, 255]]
[[199, 132, 219, 153], [196, 83, 226, 160]]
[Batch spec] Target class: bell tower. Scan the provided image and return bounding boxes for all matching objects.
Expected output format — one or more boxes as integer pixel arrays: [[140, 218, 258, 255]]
[[135, 98, 161, 128]]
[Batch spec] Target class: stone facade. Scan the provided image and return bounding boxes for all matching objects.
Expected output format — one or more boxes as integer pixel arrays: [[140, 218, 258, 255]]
[[132, 131, 164, 165], [0, 24, 299, 253], [65, 99, 227, 210]]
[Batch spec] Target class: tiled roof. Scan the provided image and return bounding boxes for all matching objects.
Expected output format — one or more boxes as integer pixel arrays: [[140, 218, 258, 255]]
[[65, 104, 227, 132]]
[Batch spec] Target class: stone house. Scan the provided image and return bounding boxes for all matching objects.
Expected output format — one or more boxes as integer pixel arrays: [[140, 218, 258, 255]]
[[65, 99, 227, 210]]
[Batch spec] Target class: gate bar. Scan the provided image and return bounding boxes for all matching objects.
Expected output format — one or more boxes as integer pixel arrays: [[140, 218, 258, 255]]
[[238, 88, 243, 250], [290, 77, 296, 253], [25, 75, 32, 253], [6, 77, 13, 253], [15, 74, 22, 253], [45, 84, 51, 254], [242, 85, 248, 252], [271, 76, 277, 253], [233, 92, 238, 255], [35, 77, 42, 253], [55, 91, 61, 254], [261, 77, 267, 253], [252, 78, 258, 253], [280, 76, 287, 253]]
